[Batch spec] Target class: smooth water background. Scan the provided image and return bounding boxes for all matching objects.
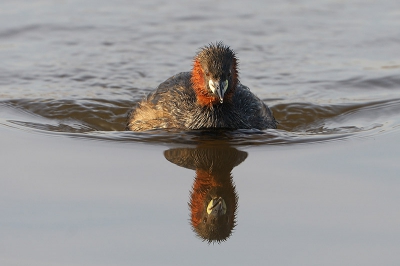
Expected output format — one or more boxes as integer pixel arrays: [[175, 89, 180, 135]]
[[1, 0, 400, 265]]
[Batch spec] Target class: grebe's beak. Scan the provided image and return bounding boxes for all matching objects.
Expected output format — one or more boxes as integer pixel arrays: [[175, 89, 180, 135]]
[[209, 79, 228, 104]]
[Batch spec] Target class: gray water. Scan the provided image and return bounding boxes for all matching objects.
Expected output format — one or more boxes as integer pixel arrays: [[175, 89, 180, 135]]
[[1, 0, 400, 265]]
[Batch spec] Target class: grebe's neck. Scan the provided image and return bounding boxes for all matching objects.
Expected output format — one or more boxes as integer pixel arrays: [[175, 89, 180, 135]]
[[191, 59, 220, 107]]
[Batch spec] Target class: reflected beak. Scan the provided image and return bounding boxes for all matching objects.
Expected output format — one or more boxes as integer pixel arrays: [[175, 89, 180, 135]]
[[207, 197, 227, 216]]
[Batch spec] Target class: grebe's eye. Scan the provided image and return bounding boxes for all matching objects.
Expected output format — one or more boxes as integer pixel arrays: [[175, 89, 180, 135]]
[[205, 71, 210, 77]]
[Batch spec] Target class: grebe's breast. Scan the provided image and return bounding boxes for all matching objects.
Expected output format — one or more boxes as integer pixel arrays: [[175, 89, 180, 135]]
[[185, 84, 276, 130]]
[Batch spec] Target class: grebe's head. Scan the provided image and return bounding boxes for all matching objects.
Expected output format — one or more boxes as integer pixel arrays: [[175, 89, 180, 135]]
[[164, 145, 246, 244], [189, 172, 238, 244], [191, 42, 239, 106]]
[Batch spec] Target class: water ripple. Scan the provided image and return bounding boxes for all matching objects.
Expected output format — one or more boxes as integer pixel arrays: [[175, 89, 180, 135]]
[[1, 96, 399, 146]]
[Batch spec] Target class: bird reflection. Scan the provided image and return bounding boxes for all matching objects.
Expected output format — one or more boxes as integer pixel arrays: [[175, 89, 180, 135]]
[[164, 144, 247, 243]]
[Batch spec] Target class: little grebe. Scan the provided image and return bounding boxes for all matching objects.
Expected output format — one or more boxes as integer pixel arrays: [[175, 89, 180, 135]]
[[126, 42, 277, 131]]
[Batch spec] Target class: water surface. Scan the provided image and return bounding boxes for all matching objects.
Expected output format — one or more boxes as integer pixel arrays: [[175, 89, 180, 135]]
[[1, 0, 400, 265]]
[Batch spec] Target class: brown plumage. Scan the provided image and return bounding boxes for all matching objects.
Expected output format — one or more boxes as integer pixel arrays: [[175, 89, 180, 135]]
[[126, 42, 276, 131]]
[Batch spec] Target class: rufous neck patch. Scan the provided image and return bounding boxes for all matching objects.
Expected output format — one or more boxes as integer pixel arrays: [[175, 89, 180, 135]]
[[190, 169, 221, 227], [191, 59, 220, 107]]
